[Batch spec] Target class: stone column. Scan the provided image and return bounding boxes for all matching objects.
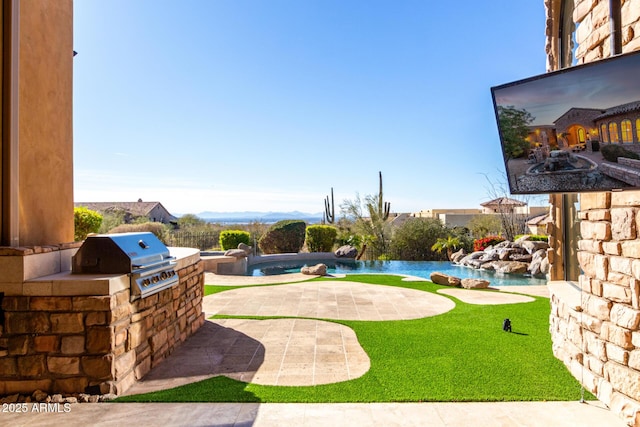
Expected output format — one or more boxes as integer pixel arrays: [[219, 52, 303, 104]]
[[1, 0, 74, 247]]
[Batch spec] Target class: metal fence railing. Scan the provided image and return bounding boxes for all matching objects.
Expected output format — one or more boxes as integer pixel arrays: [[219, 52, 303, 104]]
[[166, 230, 220, 250], [165, 233, 444, 261]]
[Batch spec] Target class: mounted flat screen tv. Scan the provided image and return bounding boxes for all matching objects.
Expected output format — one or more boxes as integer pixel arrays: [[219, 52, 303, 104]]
[[491, 50, 640, 195]]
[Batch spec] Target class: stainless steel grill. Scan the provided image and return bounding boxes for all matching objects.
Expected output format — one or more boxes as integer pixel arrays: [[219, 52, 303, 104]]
[[72, 232, 178, 300]]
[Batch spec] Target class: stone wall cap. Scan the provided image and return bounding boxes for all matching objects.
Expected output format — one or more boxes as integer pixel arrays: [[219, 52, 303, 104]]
[[200, 255, 238, 262], [0, 242, 81, 257], [168, 247, 200, 271], [548, 280, 583, 311], [22, 272, 129, 296]]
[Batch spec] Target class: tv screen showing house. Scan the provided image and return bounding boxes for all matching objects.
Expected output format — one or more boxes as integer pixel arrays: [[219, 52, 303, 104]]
[[491, 50, 640, 195]]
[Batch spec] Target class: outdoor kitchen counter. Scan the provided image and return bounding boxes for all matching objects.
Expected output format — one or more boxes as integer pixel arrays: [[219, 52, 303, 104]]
[[0, 247, 200, 296], [168, 246, 200, 270]]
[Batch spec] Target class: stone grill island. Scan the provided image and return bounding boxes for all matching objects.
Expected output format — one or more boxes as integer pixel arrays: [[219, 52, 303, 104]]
[[0, 243, 204, 396]]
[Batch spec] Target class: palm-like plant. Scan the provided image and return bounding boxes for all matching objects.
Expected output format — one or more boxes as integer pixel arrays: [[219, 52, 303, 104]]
[[431, 236, 461, 260]]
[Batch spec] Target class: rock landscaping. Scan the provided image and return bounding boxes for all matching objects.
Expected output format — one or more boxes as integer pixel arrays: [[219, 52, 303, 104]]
[[429, 236, 549, 288], [224, 243, 253, 258], [335, 245, 358, 258], [301, 263, 328, 276], [0, 389, 115, 404], [451, 235, 550, 277], [429, 272, 462, 287], [461, 278, 491, 289]]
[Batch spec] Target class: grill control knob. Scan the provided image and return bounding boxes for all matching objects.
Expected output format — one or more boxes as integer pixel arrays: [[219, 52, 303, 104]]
[[161, 272, 168, 280], [152, 276, 159, 283]]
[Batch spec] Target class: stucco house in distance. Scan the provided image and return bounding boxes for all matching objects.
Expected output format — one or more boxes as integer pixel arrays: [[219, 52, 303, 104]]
[[413, 197, 549, 231], [527, 99, 640, 152], [553, 107, 604, 148], [74, 200, 177, 225], [595, 100, 640, 144]]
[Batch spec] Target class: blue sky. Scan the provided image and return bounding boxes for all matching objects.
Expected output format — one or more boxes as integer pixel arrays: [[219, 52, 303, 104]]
[[73, 0, 546, 215]]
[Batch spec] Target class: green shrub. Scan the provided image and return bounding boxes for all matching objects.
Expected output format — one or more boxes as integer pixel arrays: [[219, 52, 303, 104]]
[[108, 222, 168, 244], [177, 214, 208, 228], [389, 218, 449, 261], [98, 208, 127, 234], [219, 230, 251, 250], [515, 234, 548, 242], [337, 233, 362, 248], [473, 235, 506, 252], [601, 144, 640, 162], [306, 225, 338, 252], [74, 207, 103, 241], [467, 215, 503, 239], [258, 220, 306, 254]]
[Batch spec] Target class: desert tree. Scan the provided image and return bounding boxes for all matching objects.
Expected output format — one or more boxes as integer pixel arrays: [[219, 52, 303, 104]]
[[481, 171, 546, 242], [431, 235, 463, 260], [467, 214, 503, 239], [177, 213, 208, 228], [390, 218, 449, 261], [340, 172, 393, 257], [497, 105, 534, 159], [341, 193, 391, 256]]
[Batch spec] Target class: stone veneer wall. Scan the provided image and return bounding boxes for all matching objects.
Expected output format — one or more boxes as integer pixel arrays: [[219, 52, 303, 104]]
[[544, 1, 640, 425], [549, 192, 640, 424], [544, 0, 640, 68], [0, 246, 204, 396]]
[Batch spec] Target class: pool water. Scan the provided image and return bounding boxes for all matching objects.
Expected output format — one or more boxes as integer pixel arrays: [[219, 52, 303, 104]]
[[246, 259, 547, 287]]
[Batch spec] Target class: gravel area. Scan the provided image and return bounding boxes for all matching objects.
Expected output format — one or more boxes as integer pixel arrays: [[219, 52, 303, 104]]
[[506, 155, 631, 193], [513, 169, 629, 193]]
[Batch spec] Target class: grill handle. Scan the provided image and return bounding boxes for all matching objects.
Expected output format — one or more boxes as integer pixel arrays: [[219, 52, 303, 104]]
[[132, 256, 177, 271]]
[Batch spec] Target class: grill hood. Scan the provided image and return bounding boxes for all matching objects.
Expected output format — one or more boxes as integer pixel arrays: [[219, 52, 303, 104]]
[[72, 232, 173, 274]]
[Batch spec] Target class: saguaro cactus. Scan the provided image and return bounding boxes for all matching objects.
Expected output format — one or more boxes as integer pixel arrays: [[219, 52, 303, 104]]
[[324, 187, 335, 224], [378, 171, 390, 220]]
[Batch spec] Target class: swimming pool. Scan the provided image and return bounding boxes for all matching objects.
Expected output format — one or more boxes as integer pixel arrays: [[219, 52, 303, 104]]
[[246, 259, 547, 287]]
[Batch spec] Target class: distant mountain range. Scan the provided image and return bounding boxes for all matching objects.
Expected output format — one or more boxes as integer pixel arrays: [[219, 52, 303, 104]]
[[176, 211, 325, 224]]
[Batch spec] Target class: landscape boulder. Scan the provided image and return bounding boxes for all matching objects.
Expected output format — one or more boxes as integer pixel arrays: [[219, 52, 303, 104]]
[[224, 249, 248, 258], [335, 245, 358, 258], [430, 272, 462, 287], [488, 261, 529, 274], [458, 251, 485, 268], [450, 237, 553, 278], [540, 256, 550, 274], [461, 278, 491, 289], [238, 242, 253, 256], [450, 248, 466, 263], [515, 235, 532, 243], [32, 390, 48, 402], [521, 240, 550, 254], [498, 249, 516, 261], [494, 241, 513, 249], [479, 251, 500, 262], [465, 259, 485, 269], [528, 249, 548, 276], [510, 253, 533, 263], [480, 262, 496, 271], [301, 263, 327, 276]]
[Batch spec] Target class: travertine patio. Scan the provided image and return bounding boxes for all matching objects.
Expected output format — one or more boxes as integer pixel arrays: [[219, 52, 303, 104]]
[[126, 273, 551, 395], [1, 273, 627, 426]]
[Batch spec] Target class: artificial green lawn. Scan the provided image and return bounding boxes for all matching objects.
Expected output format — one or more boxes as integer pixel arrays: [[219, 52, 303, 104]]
[[117, 274, 591, 403]]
